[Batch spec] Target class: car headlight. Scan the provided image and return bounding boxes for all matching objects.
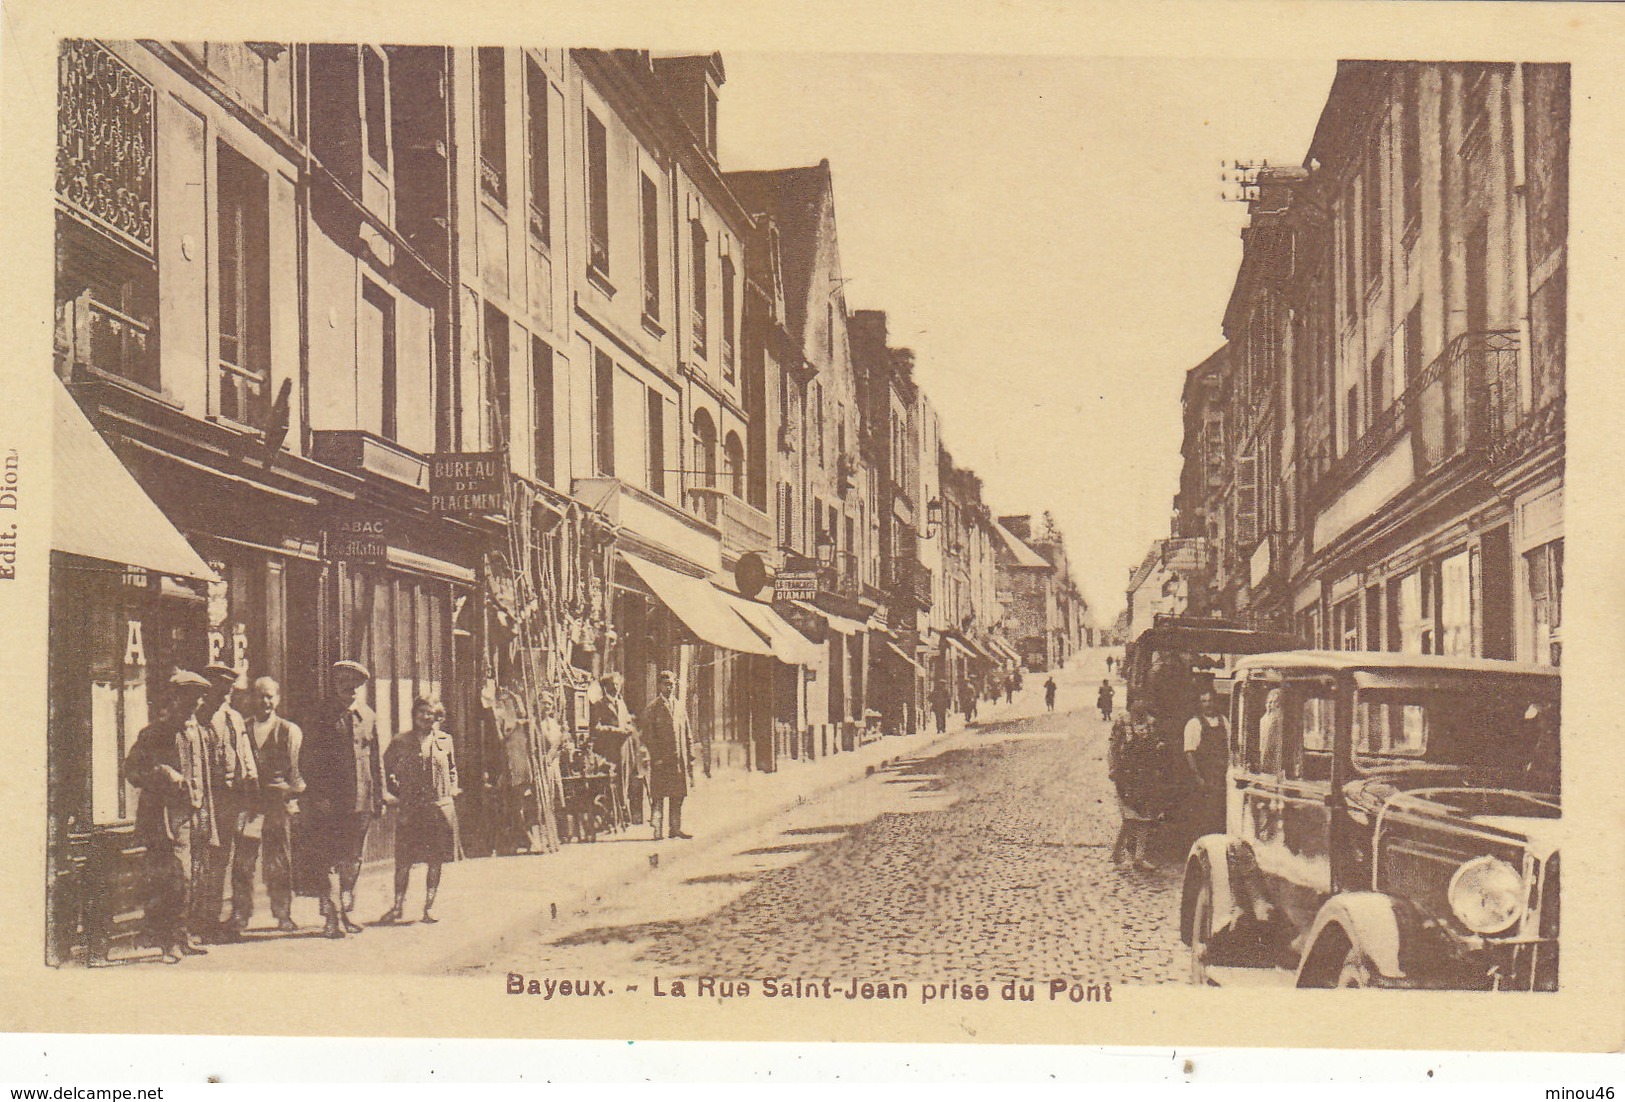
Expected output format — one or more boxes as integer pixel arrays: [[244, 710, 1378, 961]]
[[1448, 856, 1526, 935]]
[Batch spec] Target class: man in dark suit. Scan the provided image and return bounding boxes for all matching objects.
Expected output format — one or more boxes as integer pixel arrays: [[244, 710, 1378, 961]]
[[640, 671, 691, 840], [303, 660, 387, 938]]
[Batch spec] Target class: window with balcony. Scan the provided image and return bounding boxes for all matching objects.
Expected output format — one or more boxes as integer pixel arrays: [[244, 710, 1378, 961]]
[[56, 41, 160, 387], [525, 58, 550, 247], [55, 217, 159, 392], [692, 409, 717, 487], [723, 431, 744, 498], [586, 112, 610, 278], [721, 257, 736, 383], [477, 47, 507, 206], [216, 143, 271, 429], [1403, 304, 1423, 387], [593, 346, 614, 476], [533, 337, 554, 485], [646, 388, 666, 497], [640, 174, 660, 323], [1367, 349, 1387, 427], [691, 221, 709, 358]]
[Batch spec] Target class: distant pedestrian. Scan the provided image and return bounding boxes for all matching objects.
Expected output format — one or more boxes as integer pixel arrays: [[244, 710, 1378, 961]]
[[1106, 654, 1115, 676], [124, 671, 212, 963], [1109, 697, 1164, 870], [1044, 676, 1057, 712], [380, 696, 460, 925], [642, 671, 691, 841], [304, 660, 387, 939], [929, 682, 950, 734], [960, 677, 978, 723], [232, 676, 303, 934], [1097, 678, 1115, 721]]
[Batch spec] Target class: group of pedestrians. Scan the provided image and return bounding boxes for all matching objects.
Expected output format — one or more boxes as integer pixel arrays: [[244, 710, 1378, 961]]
[[587, 671, 694, 841], [1101, 659, 1229, 872], [125, 660, 460, 963]]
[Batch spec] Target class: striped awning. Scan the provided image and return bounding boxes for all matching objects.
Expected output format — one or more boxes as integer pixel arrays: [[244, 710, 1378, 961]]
[[719, 591, 824, 667]]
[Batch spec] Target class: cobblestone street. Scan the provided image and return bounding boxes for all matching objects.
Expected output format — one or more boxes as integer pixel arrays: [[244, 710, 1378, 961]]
[[456, 650, 1187, 988]]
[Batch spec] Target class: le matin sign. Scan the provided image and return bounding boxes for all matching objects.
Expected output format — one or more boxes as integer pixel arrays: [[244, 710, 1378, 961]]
[[430, 451, 506, 514], [326, 512, 388, 563]]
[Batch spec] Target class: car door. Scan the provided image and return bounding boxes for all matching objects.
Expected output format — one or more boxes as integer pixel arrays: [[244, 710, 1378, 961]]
[[1232, 672, 1336, 939]]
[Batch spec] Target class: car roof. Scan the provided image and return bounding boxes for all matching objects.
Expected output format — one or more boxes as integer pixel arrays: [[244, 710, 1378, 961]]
[[1233, 650, 1559, 678]]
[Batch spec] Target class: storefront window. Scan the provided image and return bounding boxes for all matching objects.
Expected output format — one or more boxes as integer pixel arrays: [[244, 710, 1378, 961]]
[[1439, 549, 1472, 656], [1526, 538, 1563, 666]]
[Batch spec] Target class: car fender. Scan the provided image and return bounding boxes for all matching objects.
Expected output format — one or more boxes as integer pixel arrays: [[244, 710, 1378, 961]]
[[1182, 835, 1246, 944], [1296, 892, 1424, 985]]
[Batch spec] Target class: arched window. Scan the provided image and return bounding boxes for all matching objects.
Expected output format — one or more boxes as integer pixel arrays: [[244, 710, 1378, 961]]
[[723, 431, 745, 498], [691, 408, 717, 489]]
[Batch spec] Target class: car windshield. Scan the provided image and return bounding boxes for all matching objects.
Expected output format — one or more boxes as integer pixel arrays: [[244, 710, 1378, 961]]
[[1353, 679, 1560, 793]]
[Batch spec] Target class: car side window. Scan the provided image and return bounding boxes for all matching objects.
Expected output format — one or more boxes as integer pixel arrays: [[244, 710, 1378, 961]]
[[1290, 684, 1335, 782], [1237, 678, 1280, 774]]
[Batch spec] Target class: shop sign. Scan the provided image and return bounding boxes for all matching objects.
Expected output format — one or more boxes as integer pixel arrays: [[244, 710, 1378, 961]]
[[429, 451, 506, 514], [774, 571, 819, 602], [327, 513, 389, 563]]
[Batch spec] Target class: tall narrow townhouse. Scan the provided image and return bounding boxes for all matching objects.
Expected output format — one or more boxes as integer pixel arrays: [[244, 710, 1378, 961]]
[[727, 160, 877, 754], [558, 51, 801, 777]]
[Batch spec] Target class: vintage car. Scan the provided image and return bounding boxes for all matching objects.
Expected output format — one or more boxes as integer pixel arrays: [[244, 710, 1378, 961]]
[[1180, 651, 1560, 990]]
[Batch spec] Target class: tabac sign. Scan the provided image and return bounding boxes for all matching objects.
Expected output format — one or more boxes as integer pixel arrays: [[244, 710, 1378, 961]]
[[326, 513, 388, 563], [430, 452, 506, 514]]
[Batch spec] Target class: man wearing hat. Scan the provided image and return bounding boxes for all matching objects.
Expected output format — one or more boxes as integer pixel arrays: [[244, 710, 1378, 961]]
[[304, 660, 387, 938], [124, 670, 213, 963], [194, 663, 259, 943]]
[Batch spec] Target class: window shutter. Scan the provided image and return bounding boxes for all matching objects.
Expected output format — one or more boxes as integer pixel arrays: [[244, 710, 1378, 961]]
[[1235, 453, 1258, 548]]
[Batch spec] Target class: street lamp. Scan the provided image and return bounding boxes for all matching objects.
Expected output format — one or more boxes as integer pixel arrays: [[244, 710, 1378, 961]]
[[921, 497, 944, 540], [815, 528, 836, 568]]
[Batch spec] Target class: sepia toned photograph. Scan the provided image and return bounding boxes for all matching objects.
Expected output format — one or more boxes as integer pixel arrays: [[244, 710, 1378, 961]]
[[8, 1, 1619, 1065]]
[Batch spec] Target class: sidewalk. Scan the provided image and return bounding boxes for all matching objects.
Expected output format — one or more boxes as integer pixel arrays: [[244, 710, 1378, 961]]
[[183, 656, 1087, 974]]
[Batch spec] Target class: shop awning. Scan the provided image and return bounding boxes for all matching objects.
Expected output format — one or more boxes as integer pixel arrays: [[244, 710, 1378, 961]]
[[944, 634, 978, 660], [619, 552, 772, 656], [880, 637, 928, 675], [987, 637, 1023, 663], [52, 380, 218, 582], [719, 591, 824, 667], [789, 600, 868, 635]]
